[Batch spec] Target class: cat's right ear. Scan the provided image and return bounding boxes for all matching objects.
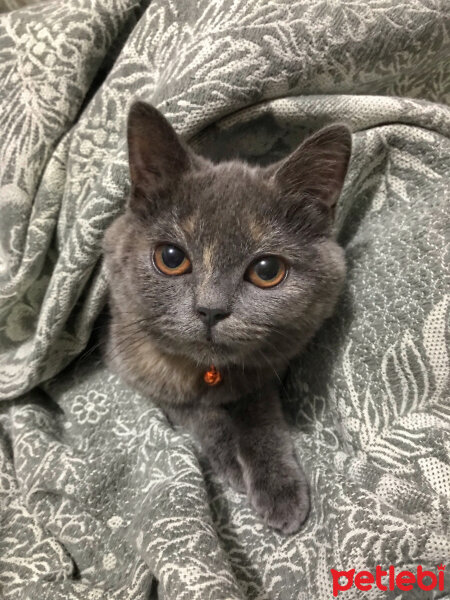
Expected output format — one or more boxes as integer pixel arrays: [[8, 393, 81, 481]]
[[127, 101, 189, 214]]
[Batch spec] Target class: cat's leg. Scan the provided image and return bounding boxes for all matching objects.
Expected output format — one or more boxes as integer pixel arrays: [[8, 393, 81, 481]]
[[163, 403, 245, 492], [232, 390, 310, 534]]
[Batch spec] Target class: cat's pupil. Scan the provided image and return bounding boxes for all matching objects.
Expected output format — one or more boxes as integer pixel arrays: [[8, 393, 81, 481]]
[[254, 257, 281, 281], [162, 245, 185, 268]]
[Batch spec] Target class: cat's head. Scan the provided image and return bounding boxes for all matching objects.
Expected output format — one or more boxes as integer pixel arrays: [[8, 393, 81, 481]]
[[104, 102, 351, 370]]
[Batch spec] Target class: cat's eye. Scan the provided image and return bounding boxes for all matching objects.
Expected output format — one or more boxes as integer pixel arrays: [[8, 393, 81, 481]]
[[246, 255, 287, 288], [154, 244, 192, 276]]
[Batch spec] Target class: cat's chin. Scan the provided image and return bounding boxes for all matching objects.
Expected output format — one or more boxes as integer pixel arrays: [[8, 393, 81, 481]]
[[155, 337, 244, 370], [175, 341, 280, 372], [184, 341, 237, 368]]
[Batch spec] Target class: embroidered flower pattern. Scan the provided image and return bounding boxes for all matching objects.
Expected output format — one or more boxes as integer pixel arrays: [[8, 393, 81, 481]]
[[71, 390, 108, 425]]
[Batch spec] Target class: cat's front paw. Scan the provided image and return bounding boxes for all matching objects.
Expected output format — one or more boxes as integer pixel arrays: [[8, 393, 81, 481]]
[[248, 472, 310, 534]]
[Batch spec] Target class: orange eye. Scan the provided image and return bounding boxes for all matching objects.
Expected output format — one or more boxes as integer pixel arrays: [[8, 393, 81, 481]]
[[154, 244, 192, 276], [246, 255, 287, 288]]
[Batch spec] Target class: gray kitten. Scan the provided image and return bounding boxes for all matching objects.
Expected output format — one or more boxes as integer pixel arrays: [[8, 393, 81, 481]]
[[103, 102, 351, 534]]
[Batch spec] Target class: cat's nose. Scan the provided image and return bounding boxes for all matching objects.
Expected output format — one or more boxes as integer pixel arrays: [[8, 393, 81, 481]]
[[197, 306, 230, 327]]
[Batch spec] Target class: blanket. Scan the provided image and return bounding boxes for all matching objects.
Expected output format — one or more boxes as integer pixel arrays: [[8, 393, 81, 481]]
[[0, 1, 449, 598]]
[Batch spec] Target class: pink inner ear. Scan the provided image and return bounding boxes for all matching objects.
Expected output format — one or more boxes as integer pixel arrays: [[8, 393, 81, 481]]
[[275, 124, 352, 209]]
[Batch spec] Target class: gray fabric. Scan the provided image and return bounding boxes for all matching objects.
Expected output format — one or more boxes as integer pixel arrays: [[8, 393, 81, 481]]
[[0, 1, 449, 598]]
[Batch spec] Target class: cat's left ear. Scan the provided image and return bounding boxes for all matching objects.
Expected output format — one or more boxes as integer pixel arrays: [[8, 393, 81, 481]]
[[273, 124, 352, 210]]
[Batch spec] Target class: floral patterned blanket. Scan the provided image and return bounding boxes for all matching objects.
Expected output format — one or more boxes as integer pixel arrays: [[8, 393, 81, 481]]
[[0, 1, 449, 598]]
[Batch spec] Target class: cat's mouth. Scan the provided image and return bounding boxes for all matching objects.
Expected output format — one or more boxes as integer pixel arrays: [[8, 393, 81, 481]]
[[193, 330, 264, 367], [184, 329, 238, 364], [200, 335, 230, 352]]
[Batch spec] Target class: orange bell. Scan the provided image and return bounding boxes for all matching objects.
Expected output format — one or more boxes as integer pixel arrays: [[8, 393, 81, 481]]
[[204, 365, 222, 386]]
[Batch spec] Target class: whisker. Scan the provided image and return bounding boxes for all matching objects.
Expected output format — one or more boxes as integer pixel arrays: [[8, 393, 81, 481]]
[[107, 334, 149, 363], [256, 349, 283, 387]]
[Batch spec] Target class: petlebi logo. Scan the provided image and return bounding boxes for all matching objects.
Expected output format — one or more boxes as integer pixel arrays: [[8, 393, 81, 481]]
[[330, 564, 446, 597]]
